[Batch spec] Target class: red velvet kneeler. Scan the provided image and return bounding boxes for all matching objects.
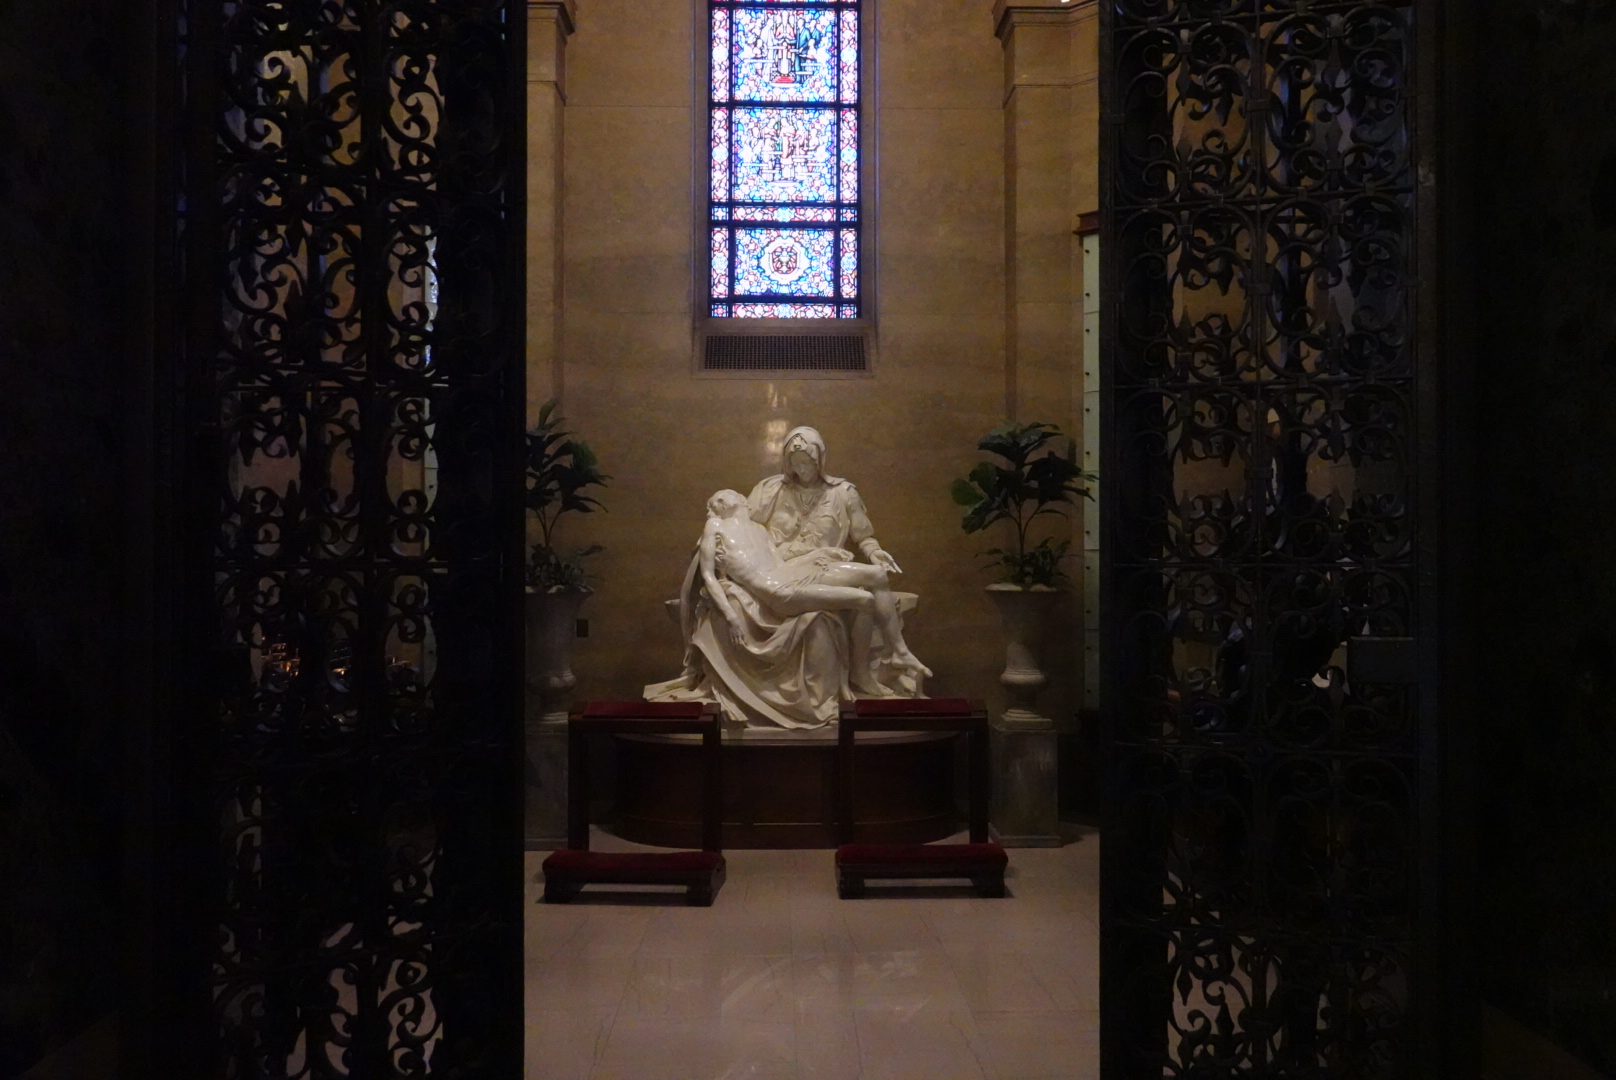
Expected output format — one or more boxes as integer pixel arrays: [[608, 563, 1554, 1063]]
[[834, 698, 1007, 898], [541, 701, 726, 905]]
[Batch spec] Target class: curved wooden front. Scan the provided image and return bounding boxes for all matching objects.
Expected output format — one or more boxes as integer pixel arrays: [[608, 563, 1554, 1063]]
[[612, 731, 959, 849]]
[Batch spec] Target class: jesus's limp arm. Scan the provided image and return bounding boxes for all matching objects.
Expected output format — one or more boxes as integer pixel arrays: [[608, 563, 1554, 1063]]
[[699, 517, 748, 644]]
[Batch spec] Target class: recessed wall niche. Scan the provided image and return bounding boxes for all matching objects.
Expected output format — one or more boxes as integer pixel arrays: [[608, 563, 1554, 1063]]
[[525, 0, 1096, 745]]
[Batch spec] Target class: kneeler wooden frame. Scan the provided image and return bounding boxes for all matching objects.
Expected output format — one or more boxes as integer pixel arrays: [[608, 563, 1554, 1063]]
[[835, 698, 1007, 898], [541, 701, 727, 905]]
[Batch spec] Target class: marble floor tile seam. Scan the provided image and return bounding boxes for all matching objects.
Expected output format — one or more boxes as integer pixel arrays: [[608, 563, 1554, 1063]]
[[851, 1009, 994, 1080], [927, 921, 1099, 948], [634, 926, 805, 960], [530, 982, 632, 1079], [552, 911, 658, 958], [526, 971, 636, 1015], [926, 907, 1098, 939], [941, 945, 1098, 995], [967, 1010, 1101, 1044], [619, 954, 798, 1022], [587, 1015, 798, 1080], [789, 1003, 996, 1079], [963, 1002, 1105, 1021], [971, 1013, 1102, 1080], [790, 970, 977, 1016], [524, 1006, 619, 1080]]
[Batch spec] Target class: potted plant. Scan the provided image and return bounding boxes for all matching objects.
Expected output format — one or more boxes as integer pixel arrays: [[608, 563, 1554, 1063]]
[[525, 399, 609, 722], [951, 421, 1093, 720]]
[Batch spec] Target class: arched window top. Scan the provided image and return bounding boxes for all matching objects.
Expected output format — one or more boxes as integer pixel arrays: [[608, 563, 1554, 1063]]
[[708, 0, 862, 320]]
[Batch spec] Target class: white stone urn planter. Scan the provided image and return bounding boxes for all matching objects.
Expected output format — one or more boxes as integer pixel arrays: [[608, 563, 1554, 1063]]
[[985, 582, 1062, 721], [985, 582, 1063, 846], [525, 584, 592, 722]]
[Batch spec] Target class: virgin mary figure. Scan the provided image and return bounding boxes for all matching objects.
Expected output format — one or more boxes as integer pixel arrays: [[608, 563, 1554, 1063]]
[[645, 427, 926, 729]]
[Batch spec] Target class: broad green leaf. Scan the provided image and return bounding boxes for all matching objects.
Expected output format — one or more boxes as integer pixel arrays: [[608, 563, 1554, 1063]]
[[951, 477, 982, 507], [567, 440, 599, 470], [969, 460, 999, 495], [961, 504, 994, 534]]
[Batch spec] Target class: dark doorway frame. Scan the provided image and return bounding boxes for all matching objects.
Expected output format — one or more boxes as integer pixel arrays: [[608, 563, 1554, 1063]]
[[112, 0, 1487, 1074]]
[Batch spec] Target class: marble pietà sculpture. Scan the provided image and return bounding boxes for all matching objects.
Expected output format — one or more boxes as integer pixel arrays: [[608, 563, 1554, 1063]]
[[646, 426, 930, 729]]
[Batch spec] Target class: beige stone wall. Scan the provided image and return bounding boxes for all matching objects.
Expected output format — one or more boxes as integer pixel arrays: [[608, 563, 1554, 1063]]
[[527, 1, 574, 412], [528, 0, 1099, 721], [998, 0, 1099, 728]]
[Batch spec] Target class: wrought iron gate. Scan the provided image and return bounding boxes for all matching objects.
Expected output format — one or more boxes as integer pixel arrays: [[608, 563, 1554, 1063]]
[[1100, 2, 1432, 1075], [173, 1, 526, 1073]]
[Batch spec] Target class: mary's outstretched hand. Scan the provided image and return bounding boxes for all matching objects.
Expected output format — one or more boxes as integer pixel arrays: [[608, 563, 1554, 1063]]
[[870, 548, 902, 575]]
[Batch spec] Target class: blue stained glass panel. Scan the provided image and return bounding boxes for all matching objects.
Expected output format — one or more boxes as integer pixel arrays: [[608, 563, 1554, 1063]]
[[838, 108, 858, 202], [734, 228, 835, 298], [732, 108, 837, 204], [839, 227, 857, 298], [839, 10, 859, 103], [711, 228, 731, 298], [711, 8, 731, 99], [712, 1, 859, 320], [735, 303, 838, 317], [733, 9, 837, 103], [710, 107, 731, 201], [733, 205, 837, 222]]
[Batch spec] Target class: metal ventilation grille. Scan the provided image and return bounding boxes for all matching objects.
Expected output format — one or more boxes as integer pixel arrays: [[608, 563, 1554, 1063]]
[[704, 334, 867, 371]]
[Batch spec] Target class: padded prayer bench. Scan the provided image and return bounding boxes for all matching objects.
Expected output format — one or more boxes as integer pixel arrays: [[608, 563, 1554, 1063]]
[[541, 701, 726, 905], [835, 698, 1007, 898]]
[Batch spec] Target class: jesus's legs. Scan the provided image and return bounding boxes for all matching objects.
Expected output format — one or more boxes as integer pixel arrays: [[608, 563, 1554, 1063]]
[[792, 564, 932, 679]]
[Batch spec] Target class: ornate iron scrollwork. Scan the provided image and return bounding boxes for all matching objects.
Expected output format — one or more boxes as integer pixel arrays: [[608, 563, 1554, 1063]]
[[182, 1, 524, 1073], [1102, 2, 1421, 1075]]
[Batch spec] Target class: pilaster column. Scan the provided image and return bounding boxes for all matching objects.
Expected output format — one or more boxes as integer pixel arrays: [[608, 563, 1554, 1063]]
[[527, 0, 575, 421], [523, 1, 575, 851], [991, 0, 1097, 844], [997, 0, 1091, 428]]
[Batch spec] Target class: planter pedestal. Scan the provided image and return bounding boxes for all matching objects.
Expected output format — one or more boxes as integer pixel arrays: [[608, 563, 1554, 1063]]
[[986, 584, 1062, 847], [990, 714, 1060, 847], [524, 586, 591, 849], [524, 717, 568, 849]]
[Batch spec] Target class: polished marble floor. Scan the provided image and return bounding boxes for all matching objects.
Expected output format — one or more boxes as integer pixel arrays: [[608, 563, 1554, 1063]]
[[524, 828, 1100, 1080]]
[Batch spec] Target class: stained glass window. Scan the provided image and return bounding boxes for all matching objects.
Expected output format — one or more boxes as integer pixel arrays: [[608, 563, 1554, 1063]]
[[709, 0, 860, 319]]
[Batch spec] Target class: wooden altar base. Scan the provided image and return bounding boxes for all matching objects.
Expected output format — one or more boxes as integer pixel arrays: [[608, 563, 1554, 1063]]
[[613, 729, 959, 849]]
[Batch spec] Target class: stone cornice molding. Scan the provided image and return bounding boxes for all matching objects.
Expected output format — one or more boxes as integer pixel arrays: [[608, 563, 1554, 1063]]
[[994, 0, 1095, 41], [528, 0, 576, 37], [527, 0, 575, 91]]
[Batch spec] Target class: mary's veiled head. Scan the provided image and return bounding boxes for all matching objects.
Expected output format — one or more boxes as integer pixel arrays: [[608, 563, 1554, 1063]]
[[781, 426, 828, 483]]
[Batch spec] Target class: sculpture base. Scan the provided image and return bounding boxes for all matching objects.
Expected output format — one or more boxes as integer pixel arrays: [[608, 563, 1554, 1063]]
[[613, 728, 959, 849]]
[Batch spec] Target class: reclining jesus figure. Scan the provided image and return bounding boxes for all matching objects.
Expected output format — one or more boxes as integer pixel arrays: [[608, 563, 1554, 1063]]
[[646, 488, 932, 729]]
